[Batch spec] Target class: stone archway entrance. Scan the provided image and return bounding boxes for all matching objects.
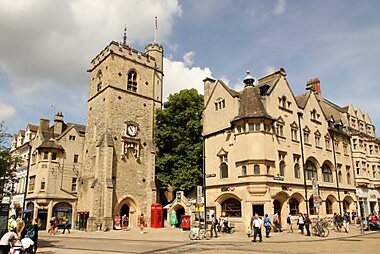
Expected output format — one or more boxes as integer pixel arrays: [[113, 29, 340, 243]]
[[114, 197, 137, 227]]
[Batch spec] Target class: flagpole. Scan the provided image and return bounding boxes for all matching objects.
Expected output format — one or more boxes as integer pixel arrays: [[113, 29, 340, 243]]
[[154, 16, 157, 43]]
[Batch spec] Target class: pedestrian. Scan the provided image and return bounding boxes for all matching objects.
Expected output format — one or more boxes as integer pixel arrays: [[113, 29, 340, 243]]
[[251, 213, 263, 242], [49, 217, 57, 235], [287, 213, 293, 233], [0, 231, 17, 254], [62, 219, 71, 234], [210, 214, 218, 238], [139, 213, 145, 234], [333, 213, 337, 230], [304, 214, 311, 236], [31, 219, 40, 254], [263, 214, 272, 238], [343, 212, 350, 233], [7, 215, 17, 233], [298, 213, 304, 234], [273, 212, 282, 232]]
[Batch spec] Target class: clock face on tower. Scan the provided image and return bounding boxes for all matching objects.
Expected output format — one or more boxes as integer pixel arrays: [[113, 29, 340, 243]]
[[127, 124, 138, 137]]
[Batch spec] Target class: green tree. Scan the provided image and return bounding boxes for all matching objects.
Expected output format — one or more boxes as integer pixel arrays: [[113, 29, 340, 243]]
[[0, 122, 19, 197], [155, 89, 204, 199]]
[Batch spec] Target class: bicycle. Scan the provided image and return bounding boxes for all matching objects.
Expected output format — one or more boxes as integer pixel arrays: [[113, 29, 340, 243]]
[[189, 227, 212, 240], [312, 218, 330, 237]]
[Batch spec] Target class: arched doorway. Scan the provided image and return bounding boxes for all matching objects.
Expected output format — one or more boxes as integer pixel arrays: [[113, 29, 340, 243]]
[[114, 196, 138, 227], [272, 191, 289, 227], [120, 204, 130, 228], [176, 207, 185, 228], [289, 198, 299, 215], [53, 202, 72, 228], [274, 200, 282, 224]]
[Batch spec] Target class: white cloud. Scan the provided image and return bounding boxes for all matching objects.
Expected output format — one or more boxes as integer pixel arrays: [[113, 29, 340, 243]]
[[0, 0, 182, 93], [0, 101, 16, 121], [246, 7, 256, 17], [163, 56, 212, 99], [273, 0, 286, 15], [183, 51, 195, 66]]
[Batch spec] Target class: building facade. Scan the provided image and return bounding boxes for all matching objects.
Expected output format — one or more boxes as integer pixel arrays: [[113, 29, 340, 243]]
[[342, 105, 380, 217], [203, 69, 358, 231], [6, 124, 38, 217], [76, 40, 163, 231], [24, 114, 85, 230]]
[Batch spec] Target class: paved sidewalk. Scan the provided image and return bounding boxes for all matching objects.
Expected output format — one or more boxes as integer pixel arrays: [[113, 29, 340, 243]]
[[40, 224, 378, 244]]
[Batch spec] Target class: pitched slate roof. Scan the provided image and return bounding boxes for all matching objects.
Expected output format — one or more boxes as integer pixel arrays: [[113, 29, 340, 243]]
[[233, 86, 273, 121], [37, 140, 64, 150], [295, 92, 310, 109], [27, 124, 39, 132]]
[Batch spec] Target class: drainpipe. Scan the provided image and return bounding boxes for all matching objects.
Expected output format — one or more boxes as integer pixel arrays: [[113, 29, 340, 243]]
[[22, 142, 32, 218], [330, 129, 342, 215], [297, 112, 309, 216]]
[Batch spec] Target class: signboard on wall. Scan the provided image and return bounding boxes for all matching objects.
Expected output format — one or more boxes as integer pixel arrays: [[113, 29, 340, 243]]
[[197, 186, 203, 204]]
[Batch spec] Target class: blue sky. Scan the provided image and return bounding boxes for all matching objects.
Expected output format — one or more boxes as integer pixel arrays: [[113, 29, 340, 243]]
[[1, 0, 380, 137]]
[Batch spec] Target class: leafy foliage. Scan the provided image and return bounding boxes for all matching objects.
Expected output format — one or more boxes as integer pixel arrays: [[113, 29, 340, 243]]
[[0, 122, 19, 197], [155, 89, 204, 192]]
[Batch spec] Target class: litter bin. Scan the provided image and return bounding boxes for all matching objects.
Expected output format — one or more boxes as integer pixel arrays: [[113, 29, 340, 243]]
[[182, 215, 191, 231]]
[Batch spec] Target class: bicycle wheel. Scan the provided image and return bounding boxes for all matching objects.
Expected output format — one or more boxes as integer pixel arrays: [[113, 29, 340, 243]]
[[189, 231, 197, 240], [203, 230, 212, 240], [322, 227, 329, 237]]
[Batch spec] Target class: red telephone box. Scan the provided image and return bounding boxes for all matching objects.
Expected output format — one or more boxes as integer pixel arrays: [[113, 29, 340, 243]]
[[150, 203, 163, 228]]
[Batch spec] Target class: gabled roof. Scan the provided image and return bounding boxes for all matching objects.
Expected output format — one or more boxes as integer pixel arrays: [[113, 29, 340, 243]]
[[364, 113, 372, 125], [356, 108, 364, 121], [17, 130, 25, 137], [295, 92, 310, 109], [233, 86, 273, 121], [318, 98, 345, 124], [27, 124, 39, 132], [256, 68, 285, 95]]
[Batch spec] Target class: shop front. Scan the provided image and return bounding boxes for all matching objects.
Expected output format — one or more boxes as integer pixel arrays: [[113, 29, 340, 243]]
[[53, 202, 72, 229]]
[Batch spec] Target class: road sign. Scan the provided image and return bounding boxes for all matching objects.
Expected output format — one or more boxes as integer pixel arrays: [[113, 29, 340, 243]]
[[197, 186, 203, 203]]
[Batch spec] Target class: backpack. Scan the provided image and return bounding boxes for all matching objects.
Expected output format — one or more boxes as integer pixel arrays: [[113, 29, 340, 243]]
[[26, 228, 36, 239], [287, 216, 291, 224]]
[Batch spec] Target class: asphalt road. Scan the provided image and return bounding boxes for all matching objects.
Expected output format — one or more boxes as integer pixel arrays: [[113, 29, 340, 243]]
[[37, 232, 380, 254]]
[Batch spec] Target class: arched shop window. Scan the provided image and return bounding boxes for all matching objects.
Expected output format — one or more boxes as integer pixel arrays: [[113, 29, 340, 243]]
[[221, 198, 241, 217]]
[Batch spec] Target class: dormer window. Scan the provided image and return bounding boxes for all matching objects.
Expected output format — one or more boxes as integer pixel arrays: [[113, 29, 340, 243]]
[[275, 117, 285, 138], [303, 126, 310, 144], [127, 70, 137, 92], [214, 98, 225, 111]]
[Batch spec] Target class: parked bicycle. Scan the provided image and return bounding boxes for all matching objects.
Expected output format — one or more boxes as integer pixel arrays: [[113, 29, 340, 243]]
[[312, 218, 330, 237], [189, 227, 212, 240]]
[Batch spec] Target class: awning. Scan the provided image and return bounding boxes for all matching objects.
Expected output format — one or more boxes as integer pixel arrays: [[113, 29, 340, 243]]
[[54, 208, 72, 212], [22, 209, 34, 213]]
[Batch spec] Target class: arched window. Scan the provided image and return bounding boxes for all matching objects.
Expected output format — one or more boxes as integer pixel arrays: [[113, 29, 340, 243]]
[[40, 178, 45, 190], [279, 161, 286, 176], [322, 164, 333, 182], [305, 160, 317, 180], [294, 163, 300, 179], [254, 165, 260, 175], [289, 198, 299, 215], [347, 172, 351, 184], [338, 171, 342, 183], [309, 197, 316, 215], [221, 198, 241, 217], [242, 165, 247, 176], [326, 199, 333, 214], [127, 70, 137, 92], [220, 162, 228, 178]]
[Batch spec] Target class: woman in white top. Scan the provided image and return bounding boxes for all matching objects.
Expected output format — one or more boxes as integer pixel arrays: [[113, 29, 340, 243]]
[[298, 213, 305, 234], [0, 231, 17, 254], [287, 213, 294, 232]]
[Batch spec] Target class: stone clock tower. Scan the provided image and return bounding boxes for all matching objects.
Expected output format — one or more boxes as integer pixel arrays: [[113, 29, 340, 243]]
[[77, 38, 163, 231]]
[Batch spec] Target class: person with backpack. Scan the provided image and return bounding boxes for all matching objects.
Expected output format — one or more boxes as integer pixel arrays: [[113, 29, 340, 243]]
[[210, 214, 218, 238], [287, 213, 293, 232], [273, 212, 282, 232], [263, 214, 272, 238]]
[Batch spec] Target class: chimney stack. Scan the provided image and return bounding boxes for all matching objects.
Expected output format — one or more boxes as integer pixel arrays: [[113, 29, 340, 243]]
[[40, 118, 50, 132], [306, 77, 321, 94], [54, 112, 64, 135]]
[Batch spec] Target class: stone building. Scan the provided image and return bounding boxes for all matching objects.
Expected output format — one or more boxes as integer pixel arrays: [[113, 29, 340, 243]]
[[6, 124, 38, 217], [76, 39, 163, 231], [342, 105, 380, 216], [24, 113, 85, 230], [202, 69, 358, 231]]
